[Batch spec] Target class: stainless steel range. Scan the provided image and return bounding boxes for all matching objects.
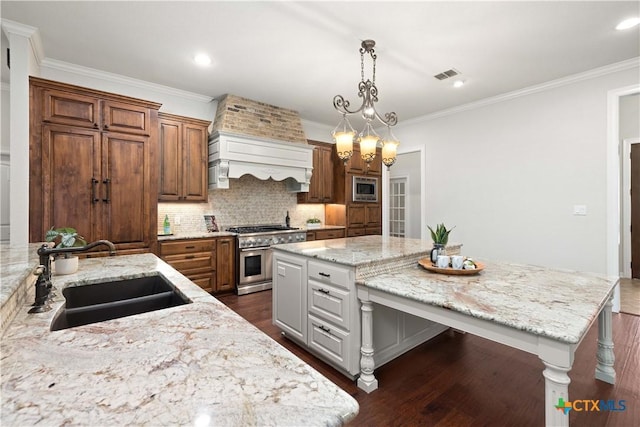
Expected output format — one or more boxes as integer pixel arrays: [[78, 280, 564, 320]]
[[227, 225, 306, 295]]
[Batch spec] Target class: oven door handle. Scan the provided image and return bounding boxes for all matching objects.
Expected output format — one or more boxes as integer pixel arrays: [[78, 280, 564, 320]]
[[240, 247, 269, 252]]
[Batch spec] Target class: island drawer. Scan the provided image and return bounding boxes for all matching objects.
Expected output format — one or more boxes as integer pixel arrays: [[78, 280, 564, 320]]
[[308, 314, 351, 371], [159, 239, 216, 256], [308, 279, 350, 331], [314, 229, 345, 240], [308, 260, 350, 289]]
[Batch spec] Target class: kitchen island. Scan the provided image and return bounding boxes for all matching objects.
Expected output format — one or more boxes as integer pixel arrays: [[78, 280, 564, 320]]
[[271, 235, 618, 427], [271, 235, 462, 378], [0, 249, 358, 426]]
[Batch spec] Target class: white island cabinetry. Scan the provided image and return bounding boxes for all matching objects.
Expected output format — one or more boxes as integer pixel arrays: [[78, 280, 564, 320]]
[[272, 236, 455, 378]]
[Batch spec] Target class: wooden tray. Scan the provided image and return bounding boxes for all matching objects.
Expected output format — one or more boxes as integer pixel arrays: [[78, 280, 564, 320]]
[[418, 258, 485, 275]]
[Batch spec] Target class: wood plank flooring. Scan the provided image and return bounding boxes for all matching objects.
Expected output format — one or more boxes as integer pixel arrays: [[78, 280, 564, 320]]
[[620, 278, 640, 316], [216, 290, 639, 426]]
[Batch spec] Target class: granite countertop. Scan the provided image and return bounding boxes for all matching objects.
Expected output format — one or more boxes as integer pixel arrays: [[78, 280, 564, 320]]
[[360, 261, 618, 345], [157, 231, 236, 241], [1, 252, 358, 426], [272, 235, 461, 278]]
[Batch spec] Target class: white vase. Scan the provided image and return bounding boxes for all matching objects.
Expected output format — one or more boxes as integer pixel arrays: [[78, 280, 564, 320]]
[[54, 256, 79, 275], [306, 223, 321, 229]]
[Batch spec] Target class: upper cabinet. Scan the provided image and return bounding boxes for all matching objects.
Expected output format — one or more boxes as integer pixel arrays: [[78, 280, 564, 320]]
[[297, 140, 334, 204], [158, 113, 210, 202], [42, 88, 153, 136], [341, 145, 382, 176], [29, 77, 161, 254]]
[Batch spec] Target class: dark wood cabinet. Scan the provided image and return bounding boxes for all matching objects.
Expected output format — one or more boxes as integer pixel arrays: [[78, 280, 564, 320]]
[[326, 147, 383, 236], [306, 228, 346, 241], [30, 77, 160, 254], [158, 113, 210, 202], [298, 140, 333, 203], [159, 236, 235, 294], [216, 236, 236, 292]]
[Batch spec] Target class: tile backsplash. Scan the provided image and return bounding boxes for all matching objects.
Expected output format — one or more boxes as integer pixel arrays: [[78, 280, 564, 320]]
[[158, 175, 325, 234]]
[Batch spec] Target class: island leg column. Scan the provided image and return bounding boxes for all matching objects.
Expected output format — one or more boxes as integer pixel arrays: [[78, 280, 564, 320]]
[[542, 361, 571, 427], [357, 298, 378, 392], [595, 293, 616, 384]]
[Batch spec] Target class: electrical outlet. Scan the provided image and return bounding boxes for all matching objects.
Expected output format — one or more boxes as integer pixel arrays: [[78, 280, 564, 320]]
[[175, 215, 181, 225], [573, 205, 587, 216]]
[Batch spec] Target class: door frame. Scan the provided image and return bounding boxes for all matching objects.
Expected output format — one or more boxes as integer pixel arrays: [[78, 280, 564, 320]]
[[607, 84, 640, 312], [382, 146, 426, 239], [622, 137, 640, 278], [389, 175, 410, 238]]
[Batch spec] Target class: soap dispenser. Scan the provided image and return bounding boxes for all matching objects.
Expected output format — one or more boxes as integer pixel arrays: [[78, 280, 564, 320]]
[[163, 214, 171, 235]]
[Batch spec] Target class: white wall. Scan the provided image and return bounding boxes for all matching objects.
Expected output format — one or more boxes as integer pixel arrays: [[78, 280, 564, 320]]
[[394, 66, 640, 275]]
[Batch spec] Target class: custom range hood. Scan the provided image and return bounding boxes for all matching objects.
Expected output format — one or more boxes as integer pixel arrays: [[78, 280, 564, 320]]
[[208, 95, 314, 192]]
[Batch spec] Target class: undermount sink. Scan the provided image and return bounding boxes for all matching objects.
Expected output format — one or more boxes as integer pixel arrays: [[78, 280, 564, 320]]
[[51, 276, 191, 331]]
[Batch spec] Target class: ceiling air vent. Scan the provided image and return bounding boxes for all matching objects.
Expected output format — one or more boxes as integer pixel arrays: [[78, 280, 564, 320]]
[[434, 68, 460, 80]]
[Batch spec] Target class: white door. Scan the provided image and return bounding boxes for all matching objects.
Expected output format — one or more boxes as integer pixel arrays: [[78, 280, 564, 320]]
[[388, 150, 422, 239], [389, 177, 407, 237]]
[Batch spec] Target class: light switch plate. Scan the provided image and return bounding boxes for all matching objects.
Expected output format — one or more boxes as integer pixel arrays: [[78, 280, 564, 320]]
[[174, 215, 181, 225], [573, 205, 587, 216]]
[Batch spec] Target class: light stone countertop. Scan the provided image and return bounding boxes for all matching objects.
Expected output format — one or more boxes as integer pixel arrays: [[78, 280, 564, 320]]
[[360, 261, 618, 344], [272, 235, 461, 279], [157, 231, 237, 241], [0, 252, 359, 426]]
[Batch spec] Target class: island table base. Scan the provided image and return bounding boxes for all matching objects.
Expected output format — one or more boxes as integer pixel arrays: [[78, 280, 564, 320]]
[[356, 287, 616, 427]]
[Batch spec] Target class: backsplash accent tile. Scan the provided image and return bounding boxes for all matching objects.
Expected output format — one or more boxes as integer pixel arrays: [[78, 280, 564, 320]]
[[158, 175, 326, 234]]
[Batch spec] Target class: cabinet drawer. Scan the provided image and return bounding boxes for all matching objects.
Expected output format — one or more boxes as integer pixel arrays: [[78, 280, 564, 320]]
[[160, 239, 216, 256], [187, 272, 216, 293], [308, 260, 350, 289], [308, 314, 350, 370], [308, 280, 350, 331], [347, 227, 366, 237], [306, 231, 316, 241], [315, 229, 345, 240], [163, 252, 215, 271]]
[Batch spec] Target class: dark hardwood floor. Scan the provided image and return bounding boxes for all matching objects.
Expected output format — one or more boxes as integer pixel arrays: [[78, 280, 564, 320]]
[[216, 290, 639, 426]]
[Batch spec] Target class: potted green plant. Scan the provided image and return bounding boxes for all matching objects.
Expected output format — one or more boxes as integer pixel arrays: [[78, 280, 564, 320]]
[[45, 226, 87, 275], [427, 223, 454, 263], [306, 217, 321, 230]]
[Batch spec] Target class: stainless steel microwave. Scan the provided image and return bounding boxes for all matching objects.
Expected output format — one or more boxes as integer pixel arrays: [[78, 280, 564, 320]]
[[353, 176, 378, 202]]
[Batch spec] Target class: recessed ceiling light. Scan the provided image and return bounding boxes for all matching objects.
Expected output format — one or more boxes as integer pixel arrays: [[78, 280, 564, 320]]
[[194, 53, 211, 66], [453, 79, 465, 88], [616, 17, 640, 30]]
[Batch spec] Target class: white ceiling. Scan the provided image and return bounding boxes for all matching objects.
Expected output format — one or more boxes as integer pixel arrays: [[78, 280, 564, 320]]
[[2, 1, 639, 126]]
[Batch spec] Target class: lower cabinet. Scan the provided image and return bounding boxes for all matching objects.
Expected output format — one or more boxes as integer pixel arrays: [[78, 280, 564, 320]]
[[159, 236, 235, 294], [305, 228, 346, 241], [272, 250, 447, 379]]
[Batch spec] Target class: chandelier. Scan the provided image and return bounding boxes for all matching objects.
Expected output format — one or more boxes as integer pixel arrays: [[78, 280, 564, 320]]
[[332, 39, 399, 170]]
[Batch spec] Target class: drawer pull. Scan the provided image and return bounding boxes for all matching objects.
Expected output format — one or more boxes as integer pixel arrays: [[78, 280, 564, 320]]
[[318, 325, 331, 334], [185, 255, 195, 259], [317, 288, 330, 295], [185, 245, 196, 249], [318, 272, 331, 278]]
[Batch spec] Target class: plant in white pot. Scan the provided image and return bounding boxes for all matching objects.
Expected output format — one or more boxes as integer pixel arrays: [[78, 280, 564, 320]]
[[306, 217, 321, 230], [45, 226, 87, 275]]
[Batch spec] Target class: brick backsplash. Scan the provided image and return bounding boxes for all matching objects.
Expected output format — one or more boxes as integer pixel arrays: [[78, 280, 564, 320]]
[[158, 175, 325, 234], [212, 94, 307, 144]]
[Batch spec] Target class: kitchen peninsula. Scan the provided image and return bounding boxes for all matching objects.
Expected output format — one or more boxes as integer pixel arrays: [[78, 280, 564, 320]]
[[271, 235, 619, 427], [0, 247, 358, 426]]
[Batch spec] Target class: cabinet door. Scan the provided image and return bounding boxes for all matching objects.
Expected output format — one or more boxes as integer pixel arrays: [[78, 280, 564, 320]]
[[41, 125, 102, 242], [158, 119, 182, 201], [102, 100, 151, 136], [347, 205, 366, 227], [319, 145, 334, 202], [345, 146, 365, 174], [182, 123, 208, 201], [216, 237, 236, 292], [306, 147, 323, 203], [367, 147, 383, 175], [102, 133, 150, 249], [273, 254, 307, 343], [365, 204, 382, 228], [43, 89, 100, 129]]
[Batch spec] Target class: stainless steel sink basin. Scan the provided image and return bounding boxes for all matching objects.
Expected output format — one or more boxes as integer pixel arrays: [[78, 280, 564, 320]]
[[51, 276, 190, 331]]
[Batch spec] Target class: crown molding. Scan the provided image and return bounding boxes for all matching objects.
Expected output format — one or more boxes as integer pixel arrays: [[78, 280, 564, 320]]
[[403, 57, 640, 126], [40, 58, 213, 103], [1, 19, 44, 65]]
